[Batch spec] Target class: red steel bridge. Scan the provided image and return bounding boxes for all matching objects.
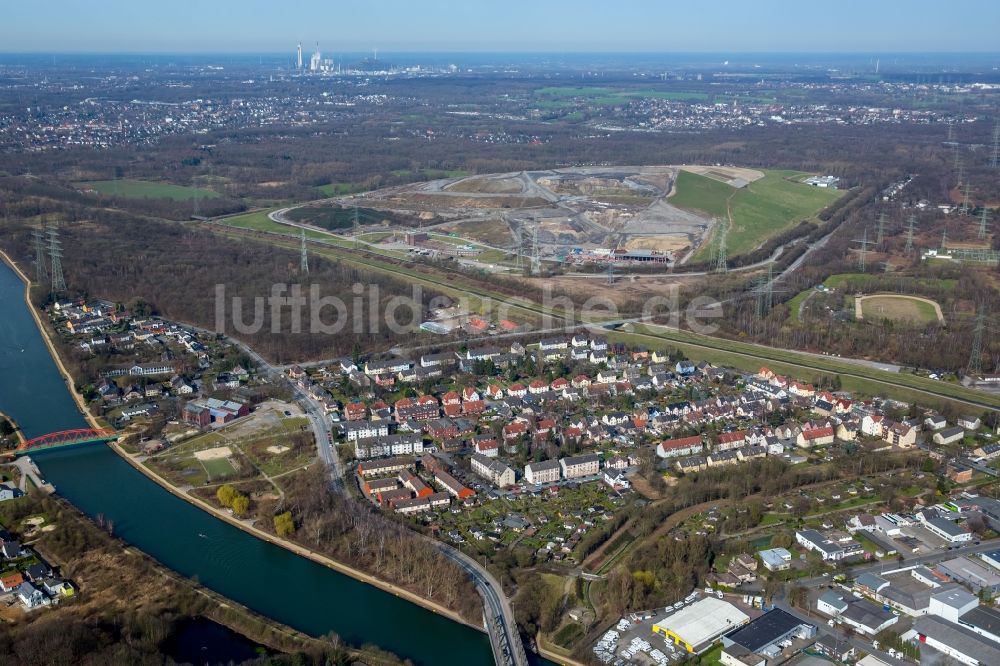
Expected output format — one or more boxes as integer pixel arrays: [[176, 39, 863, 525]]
[[10, 428, 118, 457]]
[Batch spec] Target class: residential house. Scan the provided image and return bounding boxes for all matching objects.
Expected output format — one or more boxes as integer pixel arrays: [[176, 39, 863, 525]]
[[560, 453, 600, 480]]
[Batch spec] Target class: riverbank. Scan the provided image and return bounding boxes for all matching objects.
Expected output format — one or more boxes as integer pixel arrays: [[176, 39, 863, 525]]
[[113, 436, 482, 633], [0, 249, 100, 432], [1, 248, 483, 634], [0, 409, 26, 447], [536, 633, 590, 666]]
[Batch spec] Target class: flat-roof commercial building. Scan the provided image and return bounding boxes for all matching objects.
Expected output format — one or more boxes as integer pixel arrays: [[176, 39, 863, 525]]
[[652, 597, 750, 654], [722, 608, 816, 659], [936, 556, 1000, 594], [905, 615, 1000, 666]]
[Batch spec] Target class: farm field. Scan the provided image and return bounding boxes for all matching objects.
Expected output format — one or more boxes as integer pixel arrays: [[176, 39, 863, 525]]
[[857, 294, 944, 324], [674, 170, 843, 260], [77, 179, 219, 200], [533, 86, 710, 108]]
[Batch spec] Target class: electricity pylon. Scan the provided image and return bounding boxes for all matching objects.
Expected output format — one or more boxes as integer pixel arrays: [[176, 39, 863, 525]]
[[47, 222, 66, 293], [967, 307, 986, 377], [353, 205, 360, 249], [854, 227, 874, 272], [991, 120, 1000, 169], [876, 211, 887, 248], [959, 183, 971, 216], [300, 229, 309, 274], [714, 219, 728, 274], [904, 215, 916, 254], [32, 228, 48, 283], [979, 209, 991, 241]]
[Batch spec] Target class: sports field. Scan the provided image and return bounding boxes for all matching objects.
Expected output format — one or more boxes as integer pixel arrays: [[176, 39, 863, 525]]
[[856, 295, 944, 324], [672, 170, 843, 260], [201, 457, 237, 480], [78, 179, 219, 200]]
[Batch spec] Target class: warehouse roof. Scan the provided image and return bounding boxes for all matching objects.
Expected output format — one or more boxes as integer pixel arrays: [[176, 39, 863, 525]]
[[914, 616, 1000, 664], [653, 597, 749, 650], [724, 608, 808, 653]]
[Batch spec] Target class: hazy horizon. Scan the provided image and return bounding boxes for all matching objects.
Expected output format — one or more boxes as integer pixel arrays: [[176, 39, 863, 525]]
[[4, 0, 1000, 54]]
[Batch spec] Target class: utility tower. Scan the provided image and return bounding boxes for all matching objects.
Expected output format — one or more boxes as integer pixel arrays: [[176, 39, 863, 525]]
[[940, 227, 948, 250], [300, 230, 309, 274], [530, 225, 541, 275], [714, 219, 728, 274], [991, 120, 1000, 168], [967, 307, 987, 377], [606, 260, 615, 286], [47, 222, 66, 293], [32, 228, 48, 283], [946, 120, 955, 143], [960, 183, 971, 216], [353, 206, 360, 249], [854, 228, 873, 272], [754, 264, 775, 320], [876, 211, 887, 248], [979, 208, 991, 241], [904, 215, 916, 254]]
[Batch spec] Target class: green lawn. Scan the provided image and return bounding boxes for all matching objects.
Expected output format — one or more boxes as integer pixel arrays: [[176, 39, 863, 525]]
[[220, 210, 336, 241], [671, 170, 843, 260], [317, 182, 366, 196], [533, 86, 709, 107], [78, 179, 219, 201], [201, 457, 237, 480]]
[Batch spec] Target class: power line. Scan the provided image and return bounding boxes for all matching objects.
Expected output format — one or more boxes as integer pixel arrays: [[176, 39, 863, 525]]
[[714, 218, 728, 274], [47, 222, 66, 293], [530, 225, 541, 275], [904, 215, 916, 254], [353, 205, 360, 249], [967, 306, 987, 377], [300, 229, 309, 274], [32, 227, 48, 283], [991, 119, 1000, 169], [853, 227, 874, 272]]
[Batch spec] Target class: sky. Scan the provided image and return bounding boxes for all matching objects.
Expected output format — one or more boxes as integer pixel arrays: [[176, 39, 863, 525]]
[[3, 0, 999, 54]]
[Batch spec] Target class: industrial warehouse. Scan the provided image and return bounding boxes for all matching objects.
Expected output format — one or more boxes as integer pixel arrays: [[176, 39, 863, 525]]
[[722, 608, 817, 659], [651, 597, 750, 653]]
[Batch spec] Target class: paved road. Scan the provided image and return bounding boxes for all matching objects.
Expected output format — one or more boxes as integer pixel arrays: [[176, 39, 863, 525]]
[[772, 598, 909, 666], [797, 537, 1000, 590], [10, 456, 54, 493], [437, 544, 529, 666]]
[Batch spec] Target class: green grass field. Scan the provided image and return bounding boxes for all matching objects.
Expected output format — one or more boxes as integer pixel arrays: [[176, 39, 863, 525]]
[[859, 295, 941, 324], [201, 457, 236, 480], [533, 86, 709, 107], [220, 210, 333, 241], [78, 179, 219, 201], [316, 182, 366, 196], [671, 170, 843, 260]]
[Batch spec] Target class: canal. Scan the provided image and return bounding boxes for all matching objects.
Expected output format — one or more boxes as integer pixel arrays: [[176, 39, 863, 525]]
[[0, 261, 499, 665]]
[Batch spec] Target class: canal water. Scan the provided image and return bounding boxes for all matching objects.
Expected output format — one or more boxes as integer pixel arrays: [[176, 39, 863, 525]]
[[0, 261, 499, 666]]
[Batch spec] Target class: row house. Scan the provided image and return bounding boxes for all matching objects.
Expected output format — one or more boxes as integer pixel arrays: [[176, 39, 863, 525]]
[[657, 435, 703, 458], [393, 492, 451, 515], [355, 434, 424, 459], [470, 453, 516, 488], [395, 395, 440, 421], [364, 358, 413, 376], [356, 457, 413, 479], [434, 470, 475, 500], [716, 430, 746, 451], [797, 426, 835, 448], [525, 459, 562, 485], [343, 420, 390, 442], [560, 453, 600, 480]]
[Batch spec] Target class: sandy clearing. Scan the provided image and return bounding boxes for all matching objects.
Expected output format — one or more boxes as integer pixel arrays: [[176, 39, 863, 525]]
[[194, 446, 234, 461]]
